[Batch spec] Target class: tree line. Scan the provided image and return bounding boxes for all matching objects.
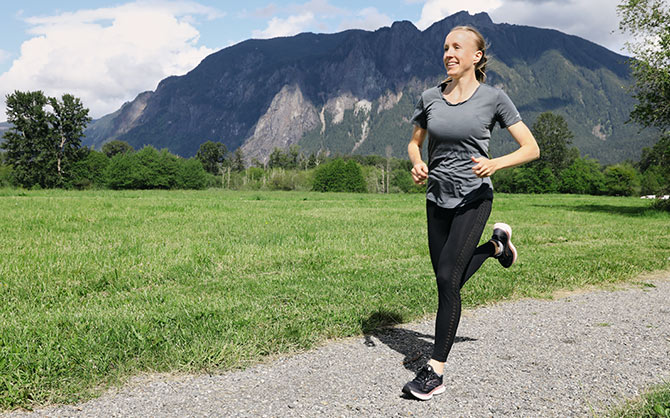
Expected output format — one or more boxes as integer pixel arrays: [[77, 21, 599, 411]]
[[0, 91, 210, 190], [1, 93, 668, 197]]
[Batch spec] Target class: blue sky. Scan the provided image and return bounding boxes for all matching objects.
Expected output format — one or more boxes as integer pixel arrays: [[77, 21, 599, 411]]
[[0, 0, 627, 121]]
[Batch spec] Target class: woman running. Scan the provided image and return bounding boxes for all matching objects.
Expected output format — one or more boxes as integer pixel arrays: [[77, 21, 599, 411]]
[[403, 25, 540, 401]]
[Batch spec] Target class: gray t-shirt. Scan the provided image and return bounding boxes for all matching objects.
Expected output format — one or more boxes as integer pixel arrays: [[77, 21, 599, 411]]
[[411, 82, 522, 209]]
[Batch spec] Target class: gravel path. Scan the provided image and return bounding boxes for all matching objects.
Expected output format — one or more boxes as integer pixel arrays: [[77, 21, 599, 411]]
[[6, 277, 670, 417]]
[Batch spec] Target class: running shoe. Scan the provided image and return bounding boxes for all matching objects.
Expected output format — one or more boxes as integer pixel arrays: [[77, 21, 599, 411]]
[[491, 222, 517, 268], [402, 364, 445, 401]]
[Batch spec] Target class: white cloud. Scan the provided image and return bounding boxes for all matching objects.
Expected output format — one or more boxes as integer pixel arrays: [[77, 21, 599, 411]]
[[0, 1, 219, 121], [252, 12, 316, 39], [252, 1, 390, 39], [338, 7, 393, 31], [415, 0, 503, 30], [490, 0, 627, 54], [412, 0, 626, 54]]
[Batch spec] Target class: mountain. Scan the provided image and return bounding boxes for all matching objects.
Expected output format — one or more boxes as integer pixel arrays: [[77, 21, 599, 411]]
[[83, 11, 657, 165]]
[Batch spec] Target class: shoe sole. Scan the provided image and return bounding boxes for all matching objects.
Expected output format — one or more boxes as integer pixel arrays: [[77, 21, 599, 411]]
[[493, 222, 517, 266], [406, 385, 446, 401]]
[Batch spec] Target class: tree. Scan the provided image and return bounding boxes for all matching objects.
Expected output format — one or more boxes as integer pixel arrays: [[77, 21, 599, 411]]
[[102, 140, 134, 158], [1, 91, 52, 187], [530, 112, 576, 176], [268, 147, 288, 169], [618, 0, 670, 131], [195, 141, 227, 175], [638, 132, 670, 194], [1, 91, 90, 188], [49, 94, 91, 181], [288, 144, 301, 169], [231, 148, 245, 172]]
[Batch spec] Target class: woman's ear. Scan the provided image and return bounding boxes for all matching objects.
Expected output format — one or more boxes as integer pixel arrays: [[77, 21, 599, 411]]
[[473, 50, 483, 64]]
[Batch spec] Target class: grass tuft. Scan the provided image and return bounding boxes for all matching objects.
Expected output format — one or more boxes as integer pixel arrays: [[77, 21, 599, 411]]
[[605, 381, 670, 417]]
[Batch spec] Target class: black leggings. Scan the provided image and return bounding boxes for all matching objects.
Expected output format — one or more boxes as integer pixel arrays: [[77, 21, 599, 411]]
[[426, 198, 495, 363]]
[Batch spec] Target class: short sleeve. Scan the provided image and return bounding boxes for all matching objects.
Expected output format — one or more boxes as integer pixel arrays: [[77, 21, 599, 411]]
[[495, 89, 522, 129], [410, 95, 427, 129]]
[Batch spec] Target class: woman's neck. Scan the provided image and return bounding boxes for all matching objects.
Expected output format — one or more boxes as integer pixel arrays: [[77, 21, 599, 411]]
[[443, 73, 480, 102], [444, 73, 479, 94]]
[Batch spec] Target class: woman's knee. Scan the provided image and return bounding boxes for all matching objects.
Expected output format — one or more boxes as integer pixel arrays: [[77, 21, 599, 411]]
[[435, 272, 460, 294]]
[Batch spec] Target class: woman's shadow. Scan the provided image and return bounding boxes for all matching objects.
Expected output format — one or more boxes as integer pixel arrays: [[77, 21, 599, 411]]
[[361, 310, 477, 373]]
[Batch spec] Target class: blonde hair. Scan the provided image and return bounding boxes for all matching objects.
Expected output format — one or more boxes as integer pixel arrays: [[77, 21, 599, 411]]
[[442, 25, 488, 84]]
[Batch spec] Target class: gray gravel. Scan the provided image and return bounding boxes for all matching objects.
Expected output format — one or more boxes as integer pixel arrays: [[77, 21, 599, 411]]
[[5, 277, 670, 417]]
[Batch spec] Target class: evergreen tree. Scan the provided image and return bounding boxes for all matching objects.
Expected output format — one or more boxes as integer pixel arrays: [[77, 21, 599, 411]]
[[531, 112, 576, 176]]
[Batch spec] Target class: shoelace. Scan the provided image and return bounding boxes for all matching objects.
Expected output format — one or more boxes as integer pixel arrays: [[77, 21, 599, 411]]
[[413, 366, 432, 384]]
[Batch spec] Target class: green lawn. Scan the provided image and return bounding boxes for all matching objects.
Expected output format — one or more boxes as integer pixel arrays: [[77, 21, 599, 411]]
[[1, 189, 668, 410]]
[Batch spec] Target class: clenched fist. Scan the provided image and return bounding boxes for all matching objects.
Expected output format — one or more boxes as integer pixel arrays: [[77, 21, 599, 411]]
[[411, 162, 429, 185]]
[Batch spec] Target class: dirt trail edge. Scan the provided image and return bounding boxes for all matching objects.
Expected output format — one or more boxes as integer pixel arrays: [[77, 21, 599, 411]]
[[6, 277, 670, 417]]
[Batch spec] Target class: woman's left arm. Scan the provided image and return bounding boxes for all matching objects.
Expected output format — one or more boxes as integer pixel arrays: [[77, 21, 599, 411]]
[[471, 121, 540, 178]]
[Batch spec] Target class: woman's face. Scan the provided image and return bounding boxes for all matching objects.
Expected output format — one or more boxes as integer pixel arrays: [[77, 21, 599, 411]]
[[443, 30, 482, 80]]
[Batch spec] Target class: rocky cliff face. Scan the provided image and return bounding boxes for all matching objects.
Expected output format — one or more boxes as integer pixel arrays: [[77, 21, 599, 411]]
[[84, 11, 654, 164], [84, 91, 153, 149], [241, 84, 319, 161]]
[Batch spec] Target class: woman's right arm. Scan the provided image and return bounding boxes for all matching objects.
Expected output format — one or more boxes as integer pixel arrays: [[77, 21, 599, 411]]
[[408, 125, 429, 185]]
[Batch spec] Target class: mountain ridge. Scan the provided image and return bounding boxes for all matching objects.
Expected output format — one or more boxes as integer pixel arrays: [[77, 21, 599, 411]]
[[83, 11, 655, 165]]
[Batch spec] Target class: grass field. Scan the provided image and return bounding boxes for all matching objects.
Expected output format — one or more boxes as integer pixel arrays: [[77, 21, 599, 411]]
[[1, 189, 669, 410]]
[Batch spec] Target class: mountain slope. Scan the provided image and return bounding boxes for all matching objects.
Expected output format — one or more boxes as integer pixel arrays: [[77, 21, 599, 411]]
[[84, 11, 656, 165]]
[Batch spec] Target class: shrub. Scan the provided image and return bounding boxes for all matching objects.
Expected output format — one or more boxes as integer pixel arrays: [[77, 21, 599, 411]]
[[603, 163, 640, 196], [133, 147, 178, 189], [67, 150, 110, 189], [640, 165, 668, 195], [558, 157, 605, 195], [312, 158, 366, 192], [0, 163, 15, 187], [651, 198, 670, 212], [391, 168, 423, 193], [176, 158, 208, 189], [492, 168, 515, 193], [105, 153, 139, 189], [512, 166, 559, 193], [267, 168, 295, 191]]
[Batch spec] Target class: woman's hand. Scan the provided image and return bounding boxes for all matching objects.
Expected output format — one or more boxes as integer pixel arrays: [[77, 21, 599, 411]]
[[408, 125, 429, 185], [411, 162, 429, 185], [471, 155, 498, 178]]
